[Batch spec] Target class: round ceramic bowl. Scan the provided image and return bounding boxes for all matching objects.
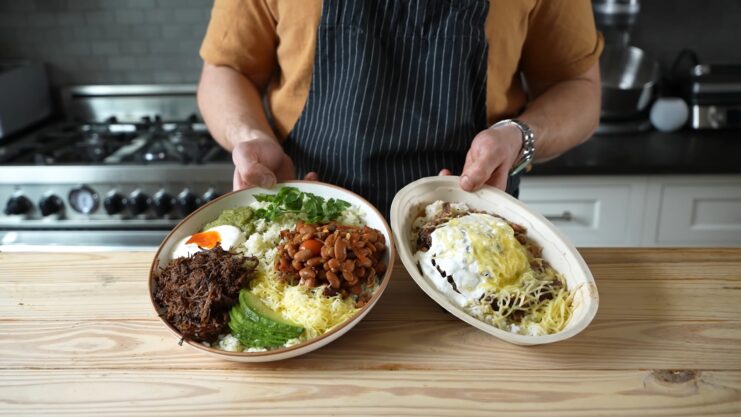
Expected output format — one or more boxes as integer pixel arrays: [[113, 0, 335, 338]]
[[150, 181, 395, 362], [389, 176, 598, 345]]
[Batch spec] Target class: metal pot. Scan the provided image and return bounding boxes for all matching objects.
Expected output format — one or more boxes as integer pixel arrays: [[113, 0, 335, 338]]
[[599, 45, 660, 120]]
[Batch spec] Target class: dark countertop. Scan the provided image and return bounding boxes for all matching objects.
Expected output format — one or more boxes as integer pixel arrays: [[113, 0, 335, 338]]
[[529, 129, 741, 176]]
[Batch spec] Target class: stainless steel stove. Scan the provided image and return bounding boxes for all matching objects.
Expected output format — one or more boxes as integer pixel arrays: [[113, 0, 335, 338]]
[[0, 85, 233, 250]]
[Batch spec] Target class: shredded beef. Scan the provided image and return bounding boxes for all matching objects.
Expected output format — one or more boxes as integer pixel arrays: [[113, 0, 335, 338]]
[[153, 247, 257, 343]]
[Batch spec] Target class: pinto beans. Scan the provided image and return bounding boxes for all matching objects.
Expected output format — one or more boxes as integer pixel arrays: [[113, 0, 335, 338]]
[[306, 257, 324, 267], [356, 266, 366, 278], [298, 224, 316, 235], [294, 249, 314, 262], [279, 257, 290, 271], [320, 245, 334, 259], [276, 221, 388, 300], [342, 260, 355, 273], [342, 270, 358, 284], [363, 230, 378, 243], [327, 258, 341, 272], [326, 271, 341, 289], [334, 238, 348, 261], [299, 267, 316, 280]]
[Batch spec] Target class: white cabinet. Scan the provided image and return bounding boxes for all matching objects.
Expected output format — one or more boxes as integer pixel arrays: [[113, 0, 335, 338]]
[[521, 175, 741, 247], [519, 177, 646, 247], [643, 176, 741, 246]]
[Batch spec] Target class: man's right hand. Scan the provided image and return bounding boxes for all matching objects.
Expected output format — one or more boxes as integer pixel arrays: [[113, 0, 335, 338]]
[[232, 134, 296, 190]]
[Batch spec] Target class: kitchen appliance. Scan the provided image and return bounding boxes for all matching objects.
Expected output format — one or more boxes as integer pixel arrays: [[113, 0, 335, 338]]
[[0, 85, 233, 250], [592, 0, 660, 135], [0, 61, 52, 139], [690, 64, 741, 130], [592, 0, 640, 47], [599, 45, 660, 119], [597, 44, 660, 134], [597, 45, 659, 134]]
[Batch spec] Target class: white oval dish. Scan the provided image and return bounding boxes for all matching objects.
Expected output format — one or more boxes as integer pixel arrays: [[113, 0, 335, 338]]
[[390, 176, 598, 345], [150, 181, 395, 362]]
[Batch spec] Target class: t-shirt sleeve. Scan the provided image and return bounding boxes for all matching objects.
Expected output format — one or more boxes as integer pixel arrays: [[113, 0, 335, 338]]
[[520, 0, 604, 84], [199, 0, 278, 91]]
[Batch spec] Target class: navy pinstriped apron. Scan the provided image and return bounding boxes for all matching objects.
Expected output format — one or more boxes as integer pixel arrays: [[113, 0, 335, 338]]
[[284, 0, 520, 215]]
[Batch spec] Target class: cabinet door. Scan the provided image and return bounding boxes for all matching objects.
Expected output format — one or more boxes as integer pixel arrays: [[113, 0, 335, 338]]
[[520, 177, 645, 247], [652, 181, 741, 246]]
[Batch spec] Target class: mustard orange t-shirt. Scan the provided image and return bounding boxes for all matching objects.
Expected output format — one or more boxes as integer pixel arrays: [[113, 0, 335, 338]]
[[200, 0, 603, 140]]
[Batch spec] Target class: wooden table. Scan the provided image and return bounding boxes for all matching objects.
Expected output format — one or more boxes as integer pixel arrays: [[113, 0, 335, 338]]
[[1, 249, 740, 416]]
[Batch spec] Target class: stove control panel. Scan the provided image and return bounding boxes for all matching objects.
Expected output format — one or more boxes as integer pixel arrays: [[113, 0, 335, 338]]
[[0, 165, 233, 229]]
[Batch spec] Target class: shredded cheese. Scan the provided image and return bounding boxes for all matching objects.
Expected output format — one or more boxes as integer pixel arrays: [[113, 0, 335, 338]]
[[249, 259, 359, 340]]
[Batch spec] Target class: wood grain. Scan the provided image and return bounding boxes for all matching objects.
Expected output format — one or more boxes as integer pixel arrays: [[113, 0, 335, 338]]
[[1, 369, 739, 417], [2, 250, 740, 321], [1, 249, 741, 416], [1, 319, 740, 371]]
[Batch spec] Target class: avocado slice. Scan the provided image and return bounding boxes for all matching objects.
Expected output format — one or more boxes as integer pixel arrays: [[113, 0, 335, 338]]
[[227, 290, 304, 349], [229, 309, 288, 348], [238, 290, 304, 336]]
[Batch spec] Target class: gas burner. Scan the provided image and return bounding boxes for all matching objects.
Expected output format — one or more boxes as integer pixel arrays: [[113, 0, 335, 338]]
[[2, 117, 229, 166]]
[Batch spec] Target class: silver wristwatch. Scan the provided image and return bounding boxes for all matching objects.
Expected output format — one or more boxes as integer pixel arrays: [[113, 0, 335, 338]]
[[491, 118, 535, 176]]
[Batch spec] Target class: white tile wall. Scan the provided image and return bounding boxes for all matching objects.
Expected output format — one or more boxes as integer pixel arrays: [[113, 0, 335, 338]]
[[0, 0, 212, 87]]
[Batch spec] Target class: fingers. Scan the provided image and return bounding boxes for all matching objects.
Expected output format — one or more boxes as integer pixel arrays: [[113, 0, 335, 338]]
[[275, 153, 297, 182], [438, 168, 452, 176], [242, 161, 277, 188], [303, 171, 319, 181], [488, 166, 509, 191], [233, 163, 276, 189], [231, 139, 282, 188], [460, 134, 498, 191], [233, 167, 243, 190]]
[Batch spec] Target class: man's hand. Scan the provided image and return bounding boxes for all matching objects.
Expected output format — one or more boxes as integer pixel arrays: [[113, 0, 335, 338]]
[[457, 124, 523, 191], [231, 131, 320, 189], [231, 125, 298, 190]]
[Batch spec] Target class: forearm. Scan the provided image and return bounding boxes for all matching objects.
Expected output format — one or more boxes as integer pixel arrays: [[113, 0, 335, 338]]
[[197, 63, 276, 152], [518, 63, 601, 162]]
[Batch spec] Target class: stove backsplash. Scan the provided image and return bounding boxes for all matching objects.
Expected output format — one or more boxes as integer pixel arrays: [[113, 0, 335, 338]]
[[0, 0, 211, 88], [0, 0, 739, 91]]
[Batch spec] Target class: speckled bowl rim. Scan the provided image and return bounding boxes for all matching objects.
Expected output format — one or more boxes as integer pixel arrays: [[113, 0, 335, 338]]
[[148, 180, 395, 358]]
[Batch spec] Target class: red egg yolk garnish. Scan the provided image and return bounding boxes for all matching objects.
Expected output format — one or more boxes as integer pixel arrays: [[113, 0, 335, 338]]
[[186, 230, 221, 249]]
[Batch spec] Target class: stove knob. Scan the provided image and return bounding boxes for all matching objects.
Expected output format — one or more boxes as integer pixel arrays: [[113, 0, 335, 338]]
[[126, 190, 149, 216], [152, 190, 173, 217], [4, 195, 33, 215], [39, 195, 64, 217], [103, 192, 125, 215], [202, 188, 222, 204], [175, 189, 200, 217], [68, 185, 99, 214]]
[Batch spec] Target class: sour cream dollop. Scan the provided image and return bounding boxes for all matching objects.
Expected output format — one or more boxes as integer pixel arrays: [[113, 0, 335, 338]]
[[415, 212, 528, 308]]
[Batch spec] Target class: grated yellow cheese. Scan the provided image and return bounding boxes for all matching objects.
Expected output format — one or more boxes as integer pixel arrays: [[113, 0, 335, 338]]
[[249, 266, 359, 339]]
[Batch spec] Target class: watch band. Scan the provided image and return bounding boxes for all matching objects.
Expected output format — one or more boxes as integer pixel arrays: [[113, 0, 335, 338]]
[[491, 119, 535, 176]]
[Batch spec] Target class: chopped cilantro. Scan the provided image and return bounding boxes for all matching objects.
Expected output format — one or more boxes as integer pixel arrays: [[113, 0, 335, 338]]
[[253, 186, 351, 224]]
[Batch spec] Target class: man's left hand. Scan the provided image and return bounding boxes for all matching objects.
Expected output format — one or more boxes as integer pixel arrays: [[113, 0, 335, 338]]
[[440, 124, 523, 191]]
